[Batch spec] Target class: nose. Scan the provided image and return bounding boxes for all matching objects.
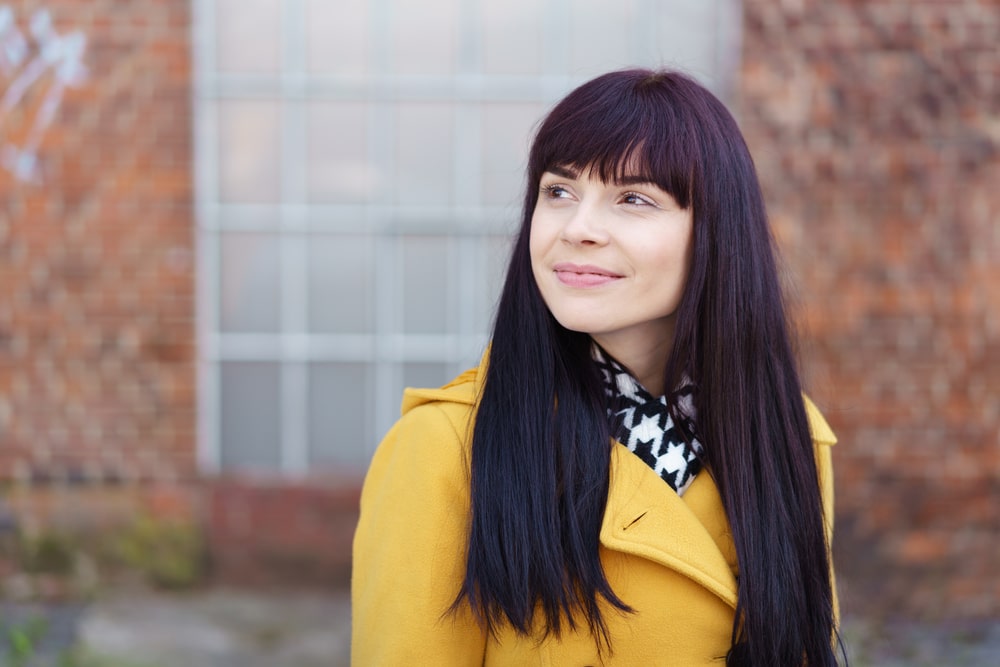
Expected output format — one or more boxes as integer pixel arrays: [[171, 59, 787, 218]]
[[560, 203, 609, 246]]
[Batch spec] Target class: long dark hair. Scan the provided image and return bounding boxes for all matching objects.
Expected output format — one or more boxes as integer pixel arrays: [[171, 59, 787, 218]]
[[457, 69, 841, 665]]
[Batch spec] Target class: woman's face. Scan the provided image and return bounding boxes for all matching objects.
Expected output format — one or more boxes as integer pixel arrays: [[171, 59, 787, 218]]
[[529, 165, 694, 360]]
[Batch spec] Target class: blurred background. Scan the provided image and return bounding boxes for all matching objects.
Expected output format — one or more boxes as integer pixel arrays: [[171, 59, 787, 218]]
[[0, 0, 996, 664]]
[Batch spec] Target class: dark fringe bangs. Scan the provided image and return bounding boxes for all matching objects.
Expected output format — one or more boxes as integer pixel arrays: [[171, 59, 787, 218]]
[[529, 70, 697, 209]]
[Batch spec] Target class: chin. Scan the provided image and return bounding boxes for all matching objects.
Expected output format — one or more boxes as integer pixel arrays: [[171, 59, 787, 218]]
[[548, 312, 604, 337]]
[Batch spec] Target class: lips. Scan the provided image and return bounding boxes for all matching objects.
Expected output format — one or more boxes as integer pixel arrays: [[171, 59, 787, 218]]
[[552, 262, 623, 288]]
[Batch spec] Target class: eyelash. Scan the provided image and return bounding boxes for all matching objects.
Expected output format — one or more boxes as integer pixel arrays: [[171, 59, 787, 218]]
[[541, 184, 569, 198], [621, 192, 653, 206], [540, 184, 656, 207]]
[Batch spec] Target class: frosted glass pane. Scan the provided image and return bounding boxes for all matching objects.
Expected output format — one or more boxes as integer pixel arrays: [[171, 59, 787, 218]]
[[216, 0, 281, 73], [220, 233, 281, 332], [220, 362, 281, 469], [218, 101, 281, 203], [305, 0, 369, 75], [482, 103, 543, 207], [306, 102, 372, 203], [402, 236, 449, 334], [308, 236, 373, 334], [404, 363, 450, 391], [474, 235, 512, 333], [570, 0, 637, 73], [395, 104, 454, 206], [656, 0, 719, 80], [390, 0, 458, 75], [482, 0, 542, 75], [309, 363, 371, 471]]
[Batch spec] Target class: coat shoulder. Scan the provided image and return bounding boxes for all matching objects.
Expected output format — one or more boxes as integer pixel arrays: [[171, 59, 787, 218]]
[[353, 365, 487, 663], [401, 365, 479, 410], [803, 395, 837, 446], [395, 366, 479, 450]]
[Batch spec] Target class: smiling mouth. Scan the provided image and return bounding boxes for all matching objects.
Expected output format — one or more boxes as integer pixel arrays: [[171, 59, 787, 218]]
[[552, 263, 623, 288]]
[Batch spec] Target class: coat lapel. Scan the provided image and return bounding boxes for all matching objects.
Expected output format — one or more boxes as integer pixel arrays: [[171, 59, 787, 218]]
[[600, 445, 739, 609], [451, 351, 740, 609]]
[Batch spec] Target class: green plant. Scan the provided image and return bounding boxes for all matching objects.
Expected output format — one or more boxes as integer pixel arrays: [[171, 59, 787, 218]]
[[1, 616, 166, 667], [114, 515, 205, 589], [1, 616, 46, 667], [19, 532, 77, 576], [56, 647, 165, 667]]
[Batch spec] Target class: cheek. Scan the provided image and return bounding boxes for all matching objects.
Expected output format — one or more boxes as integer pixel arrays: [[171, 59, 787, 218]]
[[528, 213, 548, 264], [642, 226, 693, 291], [665, 214, 694, 272]]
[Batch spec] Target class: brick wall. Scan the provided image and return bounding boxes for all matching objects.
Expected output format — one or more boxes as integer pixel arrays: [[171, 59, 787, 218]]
[[0, 0, 358, 587], [206, 479, 360, 588], [0, 0, 196, 516], [2, 0, 998, 616], [740, 0, 1000, 619]]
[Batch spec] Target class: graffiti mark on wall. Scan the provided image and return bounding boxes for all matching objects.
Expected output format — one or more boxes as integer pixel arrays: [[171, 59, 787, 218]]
[[0, 6, 87, 183]]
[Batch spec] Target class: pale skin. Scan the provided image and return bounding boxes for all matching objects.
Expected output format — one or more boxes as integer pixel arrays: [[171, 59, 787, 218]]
[[529, 165, 694, 397]]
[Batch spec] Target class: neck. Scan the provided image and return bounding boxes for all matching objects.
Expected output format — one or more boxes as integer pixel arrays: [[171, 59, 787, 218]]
[[592, 330, 673, 397]]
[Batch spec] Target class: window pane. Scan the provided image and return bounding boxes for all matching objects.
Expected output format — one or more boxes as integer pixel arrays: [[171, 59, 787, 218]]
[[308, 235, 373, 334], [656, 0, 719, 80], [482, 0, 542, 75], [216, 0, 281, 74], [203, 0, 732, 477], [220, 362, 282, 469], [395, 103, 454, 206], [402, 236, 449, 334], [474, 234, 511, 333], [305, 0, 368, 75], [218, 100, 281, 203], [220, 233, 281, 332], [389, 0, 458, 75], [309, 362, 371, 471], [403, 363, 450, 391], [570, 0, 637, 73], [482, 103, 543, 207], [306, 102, 372, 203]]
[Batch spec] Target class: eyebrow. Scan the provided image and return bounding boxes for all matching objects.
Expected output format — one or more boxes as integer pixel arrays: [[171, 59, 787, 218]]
[[546, 165, 578, 179], [543, 165, 659, 187]]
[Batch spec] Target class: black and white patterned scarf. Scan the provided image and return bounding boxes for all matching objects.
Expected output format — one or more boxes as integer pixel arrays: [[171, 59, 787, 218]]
[[593, 346, 703, 495]]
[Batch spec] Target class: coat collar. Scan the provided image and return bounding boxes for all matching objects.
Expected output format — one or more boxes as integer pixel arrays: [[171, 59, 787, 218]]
[[601, 445, 740, 609], [401, 349, 836, 612], [601, 393, 839, 611]]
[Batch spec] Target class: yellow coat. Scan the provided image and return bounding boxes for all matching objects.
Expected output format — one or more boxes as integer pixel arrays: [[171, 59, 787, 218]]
[[352, 355, 838, 666]]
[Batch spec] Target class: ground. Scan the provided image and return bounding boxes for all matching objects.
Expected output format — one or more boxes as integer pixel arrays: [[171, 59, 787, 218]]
[[2, 589, 999, 666]]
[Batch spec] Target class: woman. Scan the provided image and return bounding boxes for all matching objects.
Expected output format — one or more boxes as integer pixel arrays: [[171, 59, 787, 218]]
[[353, 69, 844, 666]]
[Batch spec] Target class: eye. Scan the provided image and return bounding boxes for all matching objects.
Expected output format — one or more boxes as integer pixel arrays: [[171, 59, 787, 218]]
[[541, 184, 572, 199], [621, 191, 655, 207]]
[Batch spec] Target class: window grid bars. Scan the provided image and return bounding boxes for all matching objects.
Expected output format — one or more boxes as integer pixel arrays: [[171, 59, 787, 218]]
[[193, 0, 220, 474], [193, 0, 739, 475]]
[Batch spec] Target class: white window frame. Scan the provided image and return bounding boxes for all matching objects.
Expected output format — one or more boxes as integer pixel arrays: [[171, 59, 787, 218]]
[[192, 0, 742, 477]]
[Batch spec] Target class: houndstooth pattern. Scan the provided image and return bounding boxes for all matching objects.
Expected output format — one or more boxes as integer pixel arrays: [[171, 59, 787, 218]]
[[593, 346, 703, 496]]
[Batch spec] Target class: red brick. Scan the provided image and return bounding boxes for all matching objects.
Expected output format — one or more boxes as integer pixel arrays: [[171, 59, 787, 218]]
[[742, 0, 1000, 619]]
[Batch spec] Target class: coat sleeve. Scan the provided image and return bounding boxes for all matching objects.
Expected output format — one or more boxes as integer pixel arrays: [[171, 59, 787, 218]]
[[351, 402, 487, 666]]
